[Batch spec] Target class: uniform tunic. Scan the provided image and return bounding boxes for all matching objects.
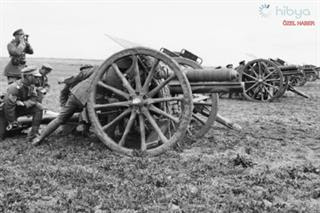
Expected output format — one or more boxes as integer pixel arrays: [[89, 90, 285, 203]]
[[4, 80, 39, 121], [4, 39, 33, 78]]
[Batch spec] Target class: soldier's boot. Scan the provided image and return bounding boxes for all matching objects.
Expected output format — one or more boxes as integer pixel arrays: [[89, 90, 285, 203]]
[[27, 126, 40, 141]]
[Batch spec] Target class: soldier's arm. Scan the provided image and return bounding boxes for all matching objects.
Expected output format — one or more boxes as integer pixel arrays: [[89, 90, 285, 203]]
[[59, 85, 70, 107], [23, 88, 39, 108], [24, 42, 34, 54], [7, 42, 26, 56]]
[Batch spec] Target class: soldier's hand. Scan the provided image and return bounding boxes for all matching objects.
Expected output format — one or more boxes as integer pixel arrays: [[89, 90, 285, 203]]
[[19, 35, 26, 43], [16, 100, 25, 106], [6, 121, 19, 131], [35, 102, 46, 111]]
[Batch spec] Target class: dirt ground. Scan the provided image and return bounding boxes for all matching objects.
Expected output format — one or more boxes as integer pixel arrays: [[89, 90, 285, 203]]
[[0, 58, 320, 212]]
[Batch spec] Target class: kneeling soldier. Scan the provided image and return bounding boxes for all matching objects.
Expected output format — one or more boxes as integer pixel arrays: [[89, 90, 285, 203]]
[[2, 66, 43, 141]]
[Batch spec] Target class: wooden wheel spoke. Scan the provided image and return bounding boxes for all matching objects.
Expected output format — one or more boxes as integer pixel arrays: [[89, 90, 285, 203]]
[[143, 109, 169, 144], [265, 78, 281, 82], [149, 105, 179, 124], [242, 72, 258, 80], [119, 110, 137, 147], [102, 108, 131, 131], [264, 85, 273, 98], [258, 62, 262, 76], [261, 62, 269, 74], [94, 101, 131, 109], [147, 74, 175, 98], [142, 59, 159, 93], [263, 82, 279, 90], [98, 81, 129, 99], [112, 63, 136, 95], [132, 55, 142, 92], [139, 114, 147, 151], [148, 96, 183, 105], [249, 65, 258, 77], [263, 70, 278, 80], [252, 86, 261, 96], [245, 82, 259, 93]]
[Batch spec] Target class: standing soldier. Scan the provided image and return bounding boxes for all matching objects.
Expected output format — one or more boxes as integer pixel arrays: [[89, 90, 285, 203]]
[[4, 29, 34, 84], [35, 63, 53, 102], [2, 66, 43, 141]]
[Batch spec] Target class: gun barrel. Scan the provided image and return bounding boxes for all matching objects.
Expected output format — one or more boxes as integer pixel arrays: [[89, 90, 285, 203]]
[[169, 81, 244, 94], [184, 68, 239, 82]]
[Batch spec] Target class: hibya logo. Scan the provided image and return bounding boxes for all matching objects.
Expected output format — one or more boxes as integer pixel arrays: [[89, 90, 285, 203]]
[[259, 4, 271, 17], [276, 6, 311, 19], [259, 4, 311, 19]]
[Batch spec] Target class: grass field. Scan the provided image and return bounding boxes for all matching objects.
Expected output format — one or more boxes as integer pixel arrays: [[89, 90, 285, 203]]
[[1, 58, 320, 212]]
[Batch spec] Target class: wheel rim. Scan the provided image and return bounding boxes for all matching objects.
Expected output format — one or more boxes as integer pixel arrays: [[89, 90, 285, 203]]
[[87, 47, 193, 156], [240, 59, 284, 102], [173, 57, 218, 138]]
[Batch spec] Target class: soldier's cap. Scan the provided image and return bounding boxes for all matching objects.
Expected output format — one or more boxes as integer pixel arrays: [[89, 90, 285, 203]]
[[13, 29, 25, 36], [80, 64, 93, 71], [21, 66, 42, 77], [226, 64, 233, 68], [41, 63, 53, 71], [239, 60, 246, 65]]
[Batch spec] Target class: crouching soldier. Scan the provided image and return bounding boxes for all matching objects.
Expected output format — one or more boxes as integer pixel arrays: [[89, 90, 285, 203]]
[[35, 63, 53, 102], [31, 66, 97, 145], [2, 66, 43, 141]]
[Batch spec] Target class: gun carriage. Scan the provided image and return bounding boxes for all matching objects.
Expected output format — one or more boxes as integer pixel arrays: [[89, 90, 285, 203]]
[[1, 47, 242, 156]]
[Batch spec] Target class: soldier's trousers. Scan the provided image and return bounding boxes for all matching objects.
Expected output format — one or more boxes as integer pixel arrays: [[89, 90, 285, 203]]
[[0, 105, 43, 140], [38, 94, 83, 141]]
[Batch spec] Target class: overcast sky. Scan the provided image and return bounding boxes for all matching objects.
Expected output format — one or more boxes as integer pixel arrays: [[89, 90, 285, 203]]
[[0, 0, 319, 66]]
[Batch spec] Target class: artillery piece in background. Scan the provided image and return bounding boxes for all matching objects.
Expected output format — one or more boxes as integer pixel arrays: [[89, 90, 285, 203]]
[[298, 64, 320, 85], [1, 47, 242, 156], [238, 57, 309, 102], [159, 49, 310, 102]]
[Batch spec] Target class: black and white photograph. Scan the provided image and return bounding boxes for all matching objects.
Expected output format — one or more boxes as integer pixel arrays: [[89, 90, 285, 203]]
[[0, 0, 319, 212]]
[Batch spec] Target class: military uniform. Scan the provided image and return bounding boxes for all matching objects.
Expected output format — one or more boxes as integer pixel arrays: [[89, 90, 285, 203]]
[[35, 64, 53, 102], [4, 29, 33, 84], [32, 67, 97, 145], [59, 65, 95, 106], [1, 67, 43, 140]]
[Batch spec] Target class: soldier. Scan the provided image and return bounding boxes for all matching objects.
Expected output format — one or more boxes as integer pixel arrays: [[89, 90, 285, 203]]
[[4, 29, 34, 84], [58, 64, 94, 106], [1, 66, 43, 141], [35, 63, 53, 102], [31, 66, 97, 145]]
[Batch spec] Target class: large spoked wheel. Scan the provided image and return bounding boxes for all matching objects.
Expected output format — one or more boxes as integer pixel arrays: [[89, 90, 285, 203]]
[[239, 59, 284, 102], [306, 72, 317, 82], [87, 47, 193, 156], [173, 57, 218, 138]]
